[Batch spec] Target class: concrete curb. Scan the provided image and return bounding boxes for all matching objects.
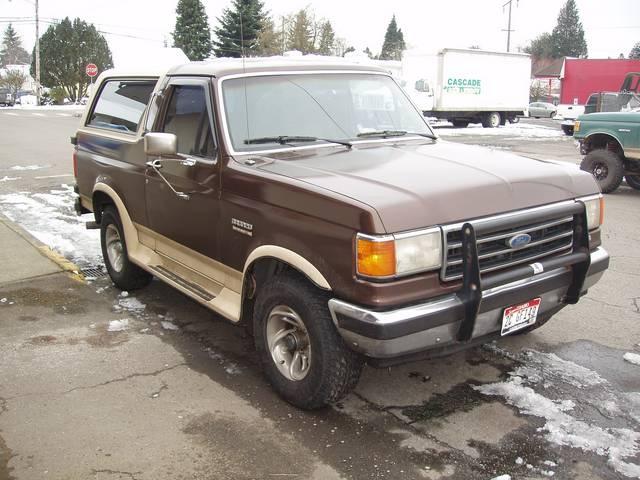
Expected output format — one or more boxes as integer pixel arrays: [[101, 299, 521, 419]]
[[0, 213, 85, 282]]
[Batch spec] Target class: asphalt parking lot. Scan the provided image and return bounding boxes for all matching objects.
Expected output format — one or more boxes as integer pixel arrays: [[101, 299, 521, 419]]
[[0, 110, 639, 480]]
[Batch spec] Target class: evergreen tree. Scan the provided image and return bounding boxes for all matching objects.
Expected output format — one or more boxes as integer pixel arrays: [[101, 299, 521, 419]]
[[317, 21, 335, 56], [523, 33, 554, 58], [380, 15, 405, 61], [33, 18, 112, 101], [213, 0, 266, 58], [1, 24, 30, 67], [173, 0, 213, 60], [551, 0, 587, 58], [286, 9, 314, 54], [630, 42, 640, 60], [256, 17, 282, 56]]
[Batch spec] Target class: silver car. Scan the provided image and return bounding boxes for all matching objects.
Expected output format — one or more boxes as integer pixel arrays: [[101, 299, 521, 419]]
[[528, 102, 557, 118]]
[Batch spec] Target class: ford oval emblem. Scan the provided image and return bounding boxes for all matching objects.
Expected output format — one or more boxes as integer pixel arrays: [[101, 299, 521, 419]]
[[507, 233, 532, 249]]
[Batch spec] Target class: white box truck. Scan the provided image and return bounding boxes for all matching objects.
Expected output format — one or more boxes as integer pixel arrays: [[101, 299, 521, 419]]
[[402, 48, 531, 128]]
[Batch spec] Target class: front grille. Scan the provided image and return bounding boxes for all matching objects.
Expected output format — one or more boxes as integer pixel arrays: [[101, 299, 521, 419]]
[[441, 212, 575, 281]]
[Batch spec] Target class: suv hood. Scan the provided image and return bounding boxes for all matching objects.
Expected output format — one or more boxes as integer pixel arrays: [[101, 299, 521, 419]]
[[255, 141, 598, 232], [578, 112, 640, 122]]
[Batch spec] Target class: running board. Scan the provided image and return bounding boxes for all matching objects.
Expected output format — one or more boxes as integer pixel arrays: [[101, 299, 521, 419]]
[[151, 265, 216, 302]]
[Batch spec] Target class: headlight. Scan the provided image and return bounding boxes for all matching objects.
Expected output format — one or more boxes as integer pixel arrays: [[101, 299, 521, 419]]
[[580, 195, 604, 230], [356, 228, 442, 279]]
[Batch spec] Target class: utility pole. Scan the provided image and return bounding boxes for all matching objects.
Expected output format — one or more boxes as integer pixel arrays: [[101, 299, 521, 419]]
[[502, 0, 518, 52], [35, 0, 40, 105]]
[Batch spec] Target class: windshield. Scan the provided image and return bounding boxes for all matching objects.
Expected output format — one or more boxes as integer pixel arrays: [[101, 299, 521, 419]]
[[221, 73, 433, 152]]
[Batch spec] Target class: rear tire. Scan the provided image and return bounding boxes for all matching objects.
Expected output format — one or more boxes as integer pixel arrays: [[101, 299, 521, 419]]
[[625, 174, 640, 190], [100, 206, 152, 291], [481, 112, 501, 128], [509, 116, 520, 124], [253, 272, 363, 410], [580, 149, 624, 194], [452, 120, 469, 128]]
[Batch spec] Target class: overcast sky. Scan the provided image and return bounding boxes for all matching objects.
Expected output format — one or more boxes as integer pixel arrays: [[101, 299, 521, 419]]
[[3, 0, 640, 68]]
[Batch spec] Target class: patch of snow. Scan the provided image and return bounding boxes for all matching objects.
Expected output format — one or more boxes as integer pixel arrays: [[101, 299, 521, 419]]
[[224, 363, 242, 375], [9, 165, 47, 171], [0, 176, 19, 182], [623, 353, 640, 366], [107, 319, 129, 332], [515, 457, 524, 465], [118, 297, 146, 313], [514, 350, 606, 388], [490, 475, 511, 480], [540, 470, 555, 477], [0, 187, 102, 267], [436, 122, 565, 140], [120, 291, 129, 297], [160, 321, 179, 331], [543, 460, 557, 467], [475, 380, 640, 478]]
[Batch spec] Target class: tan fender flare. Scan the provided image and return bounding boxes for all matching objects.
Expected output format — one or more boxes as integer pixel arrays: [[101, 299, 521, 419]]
[[243, 245, 331, 291]]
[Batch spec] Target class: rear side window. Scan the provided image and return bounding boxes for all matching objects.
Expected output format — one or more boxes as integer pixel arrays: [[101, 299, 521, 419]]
[[88, 79, 156, 133]]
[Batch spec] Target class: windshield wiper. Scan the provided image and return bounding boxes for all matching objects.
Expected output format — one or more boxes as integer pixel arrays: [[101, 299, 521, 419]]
[[356, 130, 437, 140], [244, 135, 352, 148]]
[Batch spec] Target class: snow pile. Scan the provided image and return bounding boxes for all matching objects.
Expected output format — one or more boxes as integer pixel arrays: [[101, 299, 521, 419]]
[[0, 186, 102, 267], [9, 165, 48, 171], [0, 176, 19, 182], [118, 295, 146, 313], [623, 352, 640, 366], [475, 350, 640, 478], [436, 122, 565, 139], [160, 321, 179, 331], [107, 319, 129, 332]]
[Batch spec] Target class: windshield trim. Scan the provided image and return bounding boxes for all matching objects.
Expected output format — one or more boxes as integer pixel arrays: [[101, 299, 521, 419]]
[[216, 70, 437, 156]]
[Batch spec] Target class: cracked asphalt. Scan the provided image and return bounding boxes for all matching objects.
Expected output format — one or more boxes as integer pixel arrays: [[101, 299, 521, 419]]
[[0, 111, 639, 479]]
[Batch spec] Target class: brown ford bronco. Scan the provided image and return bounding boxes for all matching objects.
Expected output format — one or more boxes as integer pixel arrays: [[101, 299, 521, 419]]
[[72, 58, 609, 409]]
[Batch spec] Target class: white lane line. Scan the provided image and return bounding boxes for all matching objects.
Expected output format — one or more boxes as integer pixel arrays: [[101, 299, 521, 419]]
[[56, 113, 71, 117], [31, 112, 46, 117], [34, 174, 74, 179], [3, 112, 19, 116]]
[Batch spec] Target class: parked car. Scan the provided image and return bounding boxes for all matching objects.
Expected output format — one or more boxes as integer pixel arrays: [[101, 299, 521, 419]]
[[528, 101, 557, 118], [575, 111, 640, 192], [73, 59, 609, 409], [0, 88, 14, 107]]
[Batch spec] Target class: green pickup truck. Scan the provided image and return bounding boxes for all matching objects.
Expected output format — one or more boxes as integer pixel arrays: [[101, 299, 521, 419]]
[[575, 111, 640, 193]]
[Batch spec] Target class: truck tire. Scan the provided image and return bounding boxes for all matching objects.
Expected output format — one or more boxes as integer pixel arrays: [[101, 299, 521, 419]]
[[481, 112, 501, 128], [561, 124, 574, 136], [509, 115, 520, 124], [100, 206, 152, 291], [625, 174, 640, 190], [253, 272, 363, 410], [580, 149, 624, 194], [452, 120, 469, 128]]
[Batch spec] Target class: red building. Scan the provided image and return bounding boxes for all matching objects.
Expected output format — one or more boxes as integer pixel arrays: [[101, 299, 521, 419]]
[[532, 58, 640, 105]]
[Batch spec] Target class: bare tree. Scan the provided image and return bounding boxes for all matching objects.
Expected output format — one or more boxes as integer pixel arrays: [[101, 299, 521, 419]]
[[0, 68, 27, 98]]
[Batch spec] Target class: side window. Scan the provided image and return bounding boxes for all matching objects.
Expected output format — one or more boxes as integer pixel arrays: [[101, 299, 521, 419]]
[[415, 79, 430, 93], [162, 85, 215, 158], [88, 80, 155, 133]]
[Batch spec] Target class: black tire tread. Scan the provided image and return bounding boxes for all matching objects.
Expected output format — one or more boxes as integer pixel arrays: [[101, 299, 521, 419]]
[[253, 272, 363, 410], [100, 206, 152, 291], [625, 174, 640, 190], [580, 149, 624, 194]]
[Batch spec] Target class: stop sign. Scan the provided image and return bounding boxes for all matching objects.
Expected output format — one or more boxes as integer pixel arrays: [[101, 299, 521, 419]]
[[86, 63, 98, 77]]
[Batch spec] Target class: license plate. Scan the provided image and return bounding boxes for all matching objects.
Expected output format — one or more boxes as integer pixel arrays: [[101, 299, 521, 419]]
[[501, 298, 541, 336]]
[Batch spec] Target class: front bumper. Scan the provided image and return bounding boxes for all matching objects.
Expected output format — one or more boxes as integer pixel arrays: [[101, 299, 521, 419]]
[[328, 247, 608, 363]]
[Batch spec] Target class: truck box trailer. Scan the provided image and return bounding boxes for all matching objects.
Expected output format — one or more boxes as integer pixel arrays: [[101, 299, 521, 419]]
[[402, 48, 531, 128]]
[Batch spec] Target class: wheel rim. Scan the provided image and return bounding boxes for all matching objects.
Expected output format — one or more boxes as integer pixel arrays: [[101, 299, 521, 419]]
[[490, 112, 500, 127], [105, 224, 125, 273], [266, 305, 311, 381], [592, 162, 609, 181]]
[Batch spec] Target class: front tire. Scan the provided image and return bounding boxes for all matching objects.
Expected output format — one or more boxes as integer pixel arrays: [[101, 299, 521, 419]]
[[253, 273, 363, 410], [100, 206, 152, 291], [580, 149, 624, 193], [626, 174, 640, 190], [481, 112, 501, 128], [452, 120, 469, 128]]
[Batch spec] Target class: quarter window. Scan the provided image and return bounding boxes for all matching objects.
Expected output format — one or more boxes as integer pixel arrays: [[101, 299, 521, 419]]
[[88, 80, 155, 133], [162, 85, 215, 158]]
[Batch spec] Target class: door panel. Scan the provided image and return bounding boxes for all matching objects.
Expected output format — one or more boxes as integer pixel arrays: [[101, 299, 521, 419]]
[[145, 78, 221, 261]]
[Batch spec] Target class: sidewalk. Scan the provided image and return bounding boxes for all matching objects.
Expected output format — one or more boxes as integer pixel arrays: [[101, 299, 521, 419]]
[[0, 215, 61, 285]]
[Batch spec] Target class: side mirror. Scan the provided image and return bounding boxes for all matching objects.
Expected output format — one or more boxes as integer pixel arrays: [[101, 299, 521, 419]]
[[144, 132, 177, 157]]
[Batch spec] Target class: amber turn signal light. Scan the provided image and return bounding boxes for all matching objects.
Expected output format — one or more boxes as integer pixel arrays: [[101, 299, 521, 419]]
[[356, 236, 396, 277]]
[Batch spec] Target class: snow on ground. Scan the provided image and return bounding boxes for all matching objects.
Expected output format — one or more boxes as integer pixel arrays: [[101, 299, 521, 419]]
[[0, 176, 19, 182], [107, 319, 129, 332], [476, 349, 640, 478], [160, 321, 179, 331], [8, 165, 48, 171], [435, 122, 565, 139], [0, 185, 102, 268], [624, 353, 640, 366]]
